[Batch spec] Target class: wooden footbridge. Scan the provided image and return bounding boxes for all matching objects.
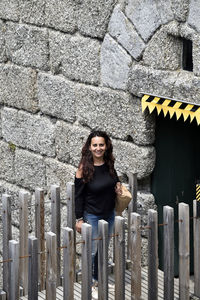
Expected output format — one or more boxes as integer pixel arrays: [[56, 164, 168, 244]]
[[0, 178, 200, 300]]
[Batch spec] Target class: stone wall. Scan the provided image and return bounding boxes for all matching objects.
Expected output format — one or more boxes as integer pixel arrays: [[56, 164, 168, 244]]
[[0, 0, 200, 277]]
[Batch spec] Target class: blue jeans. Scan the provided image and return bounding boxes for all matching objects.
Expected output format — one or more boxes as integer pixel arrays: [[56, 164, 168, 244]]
[[84, 210, 115, 281]]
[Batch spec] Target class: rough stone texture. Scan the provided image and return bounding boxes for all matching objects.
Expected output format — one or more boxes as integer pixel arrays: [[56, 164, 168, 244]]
[[128, 64, 178, 98], [171, 0, 189, 22], [15, 149, 46, 190], [5, 22, 49, 70], [56, 122, 90, 166], [45, 158, 76, 199], [156, 0, 174, 24], [193, 35, 200, 77], [137, 191, 156, 226], [0, 140, 15, 183], [37, 73, 76, 122], [125, 0, 161, 42], [0, 0, 22, 21], [0, 64, 38, 112], [0, 20, 7, 62], [188, 0, 200, 33], [2, 107, 56, 156], [143, 26, 182, 70], [49, 31, 101, 85], [112, 139, 156, 179], [101, 34, 132, 90], [77, 0, 115, 38], [0, 108, 2, 138], [20, 0, 45, 26], [108, 5, 145, 60]]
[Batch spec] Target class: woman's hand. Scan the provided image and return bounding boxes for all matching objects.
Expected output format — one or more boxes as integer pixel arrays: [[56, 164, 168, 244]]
[[115, 182, 122, 195], [76, 219, 84, 233]]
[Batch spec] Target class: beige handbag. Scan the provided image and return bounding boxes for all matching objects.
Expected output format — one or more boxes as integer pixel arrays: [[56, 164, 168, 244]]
[[115, 185, 132, 215]]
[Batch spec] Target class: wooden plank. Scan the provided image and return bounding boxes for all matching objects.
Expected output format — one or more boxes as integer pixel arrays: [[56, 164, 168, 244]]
[[19, 191, 29, 296], [35, 188, 45, 291], [63, 227, 74, 300], [115, 216, 125, 300], [9, 240, 19, 300], [179, 203, 190, 300], [46, 232, 57, 300], [28, 236, 38, 300], [148, 209, 158, 300], [51, 185, 61, 286], [2, 194, 12, 297], [130, 212, 141, 300], [98, 220, 109, 300], [81, 223, 92, 300], [193, 200, 200, 297], [163, 205, 174, 300]]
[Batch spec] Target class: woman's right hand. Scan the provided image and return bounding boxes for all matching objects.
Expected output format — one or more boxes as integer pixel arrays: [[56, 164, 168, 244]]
[[76, 219, 84, 233]]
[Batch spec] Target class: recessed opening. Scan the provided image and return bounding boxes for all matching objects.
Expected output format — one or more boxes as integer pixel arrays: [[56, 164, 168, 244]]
[[182, 38, 193, 72]]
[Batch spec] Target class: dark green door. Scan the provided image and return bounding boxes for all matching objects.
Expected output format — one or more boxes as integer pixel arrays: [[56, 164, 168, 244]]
[[152, 112, 200, 276]]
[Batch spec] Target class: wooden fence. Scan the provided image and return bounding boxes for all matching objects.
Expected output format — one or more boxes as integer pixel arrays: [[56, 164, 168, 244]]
[[0, 176, 200, 300]]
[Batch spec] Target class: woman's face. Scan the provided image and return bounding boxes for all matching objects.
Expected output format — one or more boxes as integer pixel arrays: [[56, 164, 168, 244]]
[[89, 136, 107, 160]]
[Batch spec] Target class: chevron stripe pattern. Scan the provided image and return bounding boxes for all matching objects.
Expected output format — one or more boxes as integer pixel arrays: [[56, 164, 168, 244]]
[[141, 94, 200, 125]]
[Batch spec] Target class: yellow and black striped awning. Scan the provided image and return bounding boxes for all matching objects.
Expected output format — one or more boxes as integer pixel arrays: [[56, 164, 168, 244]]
[[142, 94, 200, 125]]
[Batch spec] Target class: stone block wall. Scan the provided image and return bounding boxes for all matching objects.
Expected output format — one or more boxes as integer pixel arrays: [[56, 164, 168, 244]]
[[0, 0, 200, 278]]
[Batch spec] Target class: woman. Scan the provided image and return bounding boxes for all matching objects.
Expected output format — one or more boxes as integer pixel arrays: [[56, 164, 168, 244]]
[[75, 130, 121, 299]]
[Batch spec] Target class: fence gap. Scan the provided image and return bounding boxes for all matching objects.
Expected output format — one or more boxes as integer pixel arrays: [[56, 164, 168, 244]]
[[81, 223, 92, 300], [9, 240, 19, 300], [193, 200, 200, 297], [51, 185, 61, 286], [28, 236, 38, 300], [148, 209, 158, 300], [2, 194, 12, 297], [115, 216, 125, 300], [46, 232, 57, 300], [130, 212, 141, 300], [98, 220, 109, 300], [179, 202, 190, 300], [19, 191, 29, 296], [63, 227, 75, 300]]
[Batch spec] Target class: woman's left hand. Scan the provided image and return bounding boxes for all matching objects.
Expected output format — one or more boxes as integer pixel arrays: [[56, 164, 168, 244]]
[[115, 182, 122, 195]]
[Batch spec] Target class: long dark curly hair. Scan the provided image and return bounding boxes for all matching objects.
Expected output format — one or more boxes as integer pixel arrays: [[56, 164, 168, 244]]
[[79, 130, 115, 182]]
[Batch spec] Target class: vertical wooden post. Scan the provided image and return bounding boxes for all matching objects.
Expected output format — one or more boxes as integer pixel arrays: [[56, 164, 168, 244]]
[[193, 200, 200, 297], [98, 220, 109, 300], [51, 185, 61, 286], [2, 194, 12, 297], [130, 212, 141, 300], [81, 223, 92, 300], [9, 240, 19, 300], [148, 209, 158, 300], [28, 236, 38, 300], [35, 188, 45, 291], [63, 227, 74, 300], [46, 232, 57, 300], [115, 216, 125, 300], [179, 203, 190, 300], [19, 191, 29, 296], [127, 173, 137, 259], [163, 206, 174, 300]]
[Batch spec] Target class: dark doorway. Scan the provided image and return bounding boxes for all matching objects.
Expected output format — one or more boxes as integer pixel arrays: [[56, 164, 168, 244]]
[[151, 111, 200, 276]]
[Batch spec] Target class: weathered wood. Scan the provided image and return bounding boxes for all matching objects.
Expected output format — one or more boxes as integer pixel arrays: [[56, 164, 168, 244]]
[[63, 227, 74, 300], [19, 191, 29, 296], [98, 220, 109, 300], [9, 240, 19, 300], [130, 212, 141, 300], [35, 188, 45, 291], [2, 194, 12, 297], [193, 200, 200, 297], [115, 216, 125, 300], [46, 232, 57, 300], [163, 206, 174, 300], [51, 185, 61, 286], [81, 223, 92, 300], [148, 209, 158, 300], [127, 173, 137, 259], [28, 236, 38, 300], [179, 203, 190, 300]]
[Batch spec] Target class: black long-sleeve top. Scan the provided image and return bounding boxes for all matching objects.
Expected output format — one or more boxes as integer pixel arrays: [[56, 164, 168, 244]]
[[75, 163, 119, 219]]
